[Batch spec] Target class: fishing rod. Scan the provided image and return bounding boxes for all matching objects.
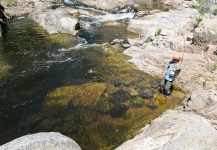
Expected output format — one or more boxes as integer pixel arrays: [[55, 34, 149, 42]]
[[165, 18, 186, 59]]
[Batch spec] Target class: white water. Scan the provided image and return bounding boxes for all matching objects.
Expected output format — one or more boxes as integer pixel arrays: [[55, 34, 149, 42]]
[[92, 13, 135, 22], [64, 0, 76, 5], [80, 12, 135, 30]]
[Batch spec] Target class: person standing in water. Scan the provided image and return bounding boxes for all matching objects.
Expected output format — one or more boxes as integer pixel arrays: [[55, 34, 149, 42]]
[[159, 54, 183, 95]]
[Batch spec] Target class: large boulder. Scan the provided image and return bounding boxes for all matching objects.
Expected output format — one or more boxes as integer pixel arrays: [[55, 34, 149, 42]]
[[127, 8, 199, 51], [124, 44, 217, 92], [29, 8, 80, 35], [193, 16, 217, 45], [76, 0, 135, 10], [184, 90, 217, 120], [163, 0, 185, 6], [0, 132, 81, 150], [125, 6, 217, 92], [115, 109, 217, 150], [2, 0, 57, 17]]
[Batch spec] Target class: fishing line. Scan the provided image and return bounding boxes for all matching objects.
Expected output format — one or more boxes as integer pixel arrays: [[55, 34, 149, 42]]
[[164, 18, 186, 58]]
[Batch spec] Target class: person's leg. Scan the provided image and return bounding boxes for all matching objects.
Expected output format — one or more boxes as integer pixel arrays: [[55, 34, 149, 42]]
[[164, 80, 172, 95], [159, 78, 166, 92]]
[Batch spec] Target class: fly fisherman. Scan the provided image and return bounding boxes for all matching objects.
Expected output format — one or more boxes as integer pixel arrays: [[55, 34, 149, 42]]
[[159, 54, 183, 95]]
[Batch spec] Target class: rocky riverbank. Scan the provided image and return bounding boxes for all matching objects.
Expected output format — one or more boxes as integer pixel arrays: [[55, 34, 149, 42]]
[[116, 0, 217, 149], [0, 0, 217, 149]]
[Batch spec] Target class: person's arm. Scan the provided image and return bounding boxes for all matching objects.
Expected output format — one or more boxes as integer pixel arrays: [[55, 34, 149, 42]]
[[177, 55, 184, 69]]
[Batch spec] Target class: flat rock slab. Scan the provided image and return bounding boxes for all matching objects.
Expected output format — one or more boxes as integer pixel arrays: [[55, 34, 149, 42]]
[[116, 109, 217, 150]]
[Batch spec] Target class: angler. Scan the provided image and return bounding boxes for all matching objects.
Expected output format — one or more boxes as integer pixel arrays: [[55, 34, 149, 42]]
[[159, 54, 184, 95]]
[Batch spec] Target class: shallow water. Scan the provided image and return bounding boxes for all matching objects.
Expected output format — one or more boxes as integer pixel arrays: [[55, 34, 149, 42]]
[[0, 2, 184, 150]]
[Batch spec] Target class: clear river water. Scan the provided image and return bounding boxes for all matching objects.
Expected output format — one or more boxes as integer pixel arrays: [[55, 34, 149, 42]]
[[0, 1, 184, 149]]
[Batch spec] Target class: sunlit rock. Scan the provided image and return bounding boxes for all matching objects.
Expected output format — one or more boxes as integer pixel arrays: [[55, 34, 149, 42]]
[[184, 90, 217, 120], [29, 8, 80, 35], [116, 109, 217, 150], [0, 132, 81, 150]]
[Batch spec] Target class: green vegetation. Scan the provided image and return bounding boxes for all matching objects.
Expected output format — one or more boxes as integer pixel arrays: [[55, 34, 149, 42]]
[[197, 0, 203, 4], [6, 0, 16, 6], [192, 0, 202, 9], [195, 16, 202, 25], [155, 28, 162, 36], [211, 62, 217, 71], [192, 0, 215, 15], [214, 9, 217, 15]]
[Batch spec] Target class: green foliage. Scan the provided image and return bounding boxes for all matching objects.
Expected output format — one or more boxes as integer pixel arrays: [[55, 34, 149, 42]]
[[6, 0, 16, 6], [197, 0, 203, 5], [192, 0, 202, 9], [211, 62, 217, 71], [195, 16, 202, 25], [214, 9, 217, 15], [155, 28, 162, 36]]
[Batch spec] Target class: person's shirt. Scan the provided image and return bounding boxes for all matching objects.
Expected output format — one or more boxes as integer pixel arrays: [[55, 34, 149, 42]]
[[164, 60, 181, 81]]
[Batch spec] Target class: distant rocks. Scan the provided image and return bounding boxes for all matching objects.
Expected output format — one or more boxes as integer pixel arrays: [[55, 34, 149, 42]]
[[75, 0, 135, 10], [193, 16, 217, 45], [0, 132, 81, 150], [111, 39, 131, 48], [29, 8, 80, 35], [124, 5, 217, 92]]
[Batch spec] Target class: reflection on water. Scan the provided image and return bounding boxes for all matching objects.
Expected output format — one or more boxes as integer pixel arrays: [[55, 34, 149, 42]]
[[0, 8, 183, 150]]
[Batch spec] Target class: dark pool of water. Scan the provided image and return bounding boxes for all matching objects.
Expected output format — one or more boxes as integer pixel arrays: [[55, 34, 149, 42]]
[[0, 7, 184, 150]]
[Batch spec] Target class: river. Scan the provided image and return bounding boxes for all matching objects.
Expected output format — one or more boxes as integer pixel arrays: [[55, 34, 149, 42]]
[[0, 1, 184, 149]]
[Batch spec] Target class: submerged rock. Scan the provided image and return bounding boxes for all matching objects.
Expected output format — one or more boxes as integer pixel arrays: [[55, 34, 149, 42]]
[[0, 60, 13, 78], [139, 89, 153, 99], [109, 89, 132, 117], [45, 82, 107, 108], [110, 103, 129, 118]]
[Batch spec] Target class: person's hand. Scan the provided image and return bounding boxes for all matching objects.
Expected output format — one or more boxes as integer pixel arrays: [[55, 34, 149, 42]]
[[179, 55, 184, 61]]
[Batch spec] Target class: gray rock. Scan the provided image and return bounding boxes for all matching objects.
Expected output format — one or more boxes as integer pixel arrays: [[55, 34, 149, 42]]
[[122, 43, 131, 48], [4, 0, 55, 17], [29, 8, 80, 35], [76, 0, 135, 10], [0, 132, 81, 150], [193, 17, 217, 44], [127, 8, 199, 52], [116, 109, 217, 150], [184, 90, 217, 120], [139, 89, 153, 98]]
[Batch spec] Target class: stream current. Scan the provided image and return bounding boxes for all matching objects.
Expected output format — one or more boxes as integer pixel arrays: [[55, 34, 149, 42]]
[[0, 1, 184, 149]]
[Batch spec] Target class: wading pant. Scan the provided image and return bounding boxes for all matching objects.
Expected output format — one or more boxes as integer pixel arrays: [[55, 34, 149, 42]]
[[160, 78, 172, 91]]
